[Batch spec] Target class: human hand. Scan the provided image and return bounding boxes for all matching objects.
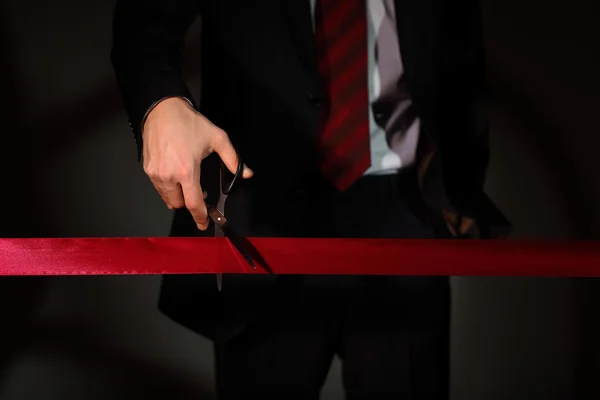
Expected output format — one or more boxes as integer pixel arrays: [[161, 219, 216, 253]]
[[443, 208, 475, 237], [142, 97, 253, 230]]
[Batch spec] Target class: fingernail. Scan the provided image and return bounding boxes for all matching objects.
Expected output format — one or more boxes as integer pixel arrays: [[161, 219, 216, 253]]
[[197, 220, 209, 230]]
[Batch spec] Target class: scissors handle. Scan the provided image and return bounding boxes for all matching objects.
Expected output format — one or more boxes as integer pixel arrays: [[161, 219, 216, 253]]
[[221, 148, 244, 195], [207, 206, 228, 229]]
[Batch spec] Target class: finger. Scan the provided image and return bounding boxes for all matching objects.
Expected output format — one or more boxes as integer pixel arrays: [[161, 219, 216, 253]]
[[162, 180, 186, 209], [210, 129, 254, 178], [445, 221, 458, 237], [150, 178, 177, 209], [203, 191, 208, 200], [417, 151, 435, 189], [442, 209, 459, 228], [241, 163, 253, 179], [180, 176, 208, 230], [458, 217, 475, 235]]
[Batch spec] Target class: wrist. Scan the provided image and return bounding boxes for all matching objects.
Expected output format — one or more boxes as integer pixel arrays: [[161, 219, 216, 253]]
[[142, 97, 194, 137]]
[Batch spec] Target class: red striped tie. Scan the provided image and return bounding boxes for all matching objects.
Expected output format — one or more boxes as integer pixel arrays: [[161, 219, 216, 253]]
[[314, 0, 371, 191]]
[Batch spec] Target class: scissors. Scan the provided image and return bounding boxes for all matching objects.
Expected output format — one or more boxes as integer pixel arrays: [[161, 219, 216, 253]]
[[207, 153, 256, 291]]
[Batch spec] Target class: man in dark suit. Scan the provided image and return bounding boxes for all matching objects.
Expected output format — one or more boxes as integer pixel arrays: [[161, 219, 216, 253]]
[[111, 0, 490, 398]]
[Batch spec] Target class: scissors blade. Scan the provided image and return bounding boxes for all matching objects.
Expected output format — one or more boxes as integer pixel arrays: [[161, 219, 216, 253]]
[[208, 207, 256, 270], [211, 199, 227, 291], [221, 225, 256, 270], [216, 273, 223, 291]]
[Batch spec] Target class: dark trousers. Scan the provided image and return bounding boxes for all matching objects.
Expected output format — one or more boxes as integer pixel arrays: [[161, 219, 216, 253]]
[[214, 172, 451, 399]]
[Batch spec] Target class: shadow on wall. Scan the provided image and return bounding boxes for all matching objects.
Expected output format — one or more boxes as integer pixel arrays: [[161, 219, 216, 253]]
[[487, 64, 593, 239], [0, 8, 34, 238], [0, 9, 206, 400], [2, 324, 208, 399], [482, 0, 600, 239], [0, 8, 47, 393], [481, 2, 600, 398]]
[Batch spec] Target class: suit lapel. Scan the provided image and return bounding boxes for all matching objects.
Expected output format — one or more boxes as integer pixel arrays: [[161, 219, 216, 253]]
[[393, 0, 442, 94], [393, 0, 417, 80], [280, 0, 320, 86]]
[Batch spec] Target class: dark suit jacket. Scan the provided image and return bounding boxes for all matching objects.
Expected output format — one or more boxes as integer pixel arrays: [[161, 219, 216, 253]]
[[111, 0, 509, 342]]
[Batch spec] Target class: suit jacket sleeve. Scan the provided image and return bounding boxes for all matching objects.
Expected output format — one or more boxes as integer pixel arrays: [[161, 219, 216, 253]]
[[439, 0, 490, 218], [110, 0, 200, 159]]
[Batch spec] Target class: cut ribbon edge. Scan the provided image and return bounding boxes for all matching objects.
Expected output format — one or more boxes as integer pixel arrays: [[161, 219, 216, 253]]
[[1, 237, 599, 276]]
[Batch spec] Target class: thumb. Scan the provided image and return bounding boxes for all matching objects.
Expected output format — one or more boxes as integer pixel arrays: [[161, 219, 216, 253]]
[[458, 216, 475, 235], [211, 129, 254, 179]]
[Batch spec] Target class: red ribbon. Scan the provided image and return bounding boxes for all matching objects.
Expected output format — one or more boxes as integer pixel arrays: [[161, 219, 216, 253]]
[[1, 238, 599, 276]]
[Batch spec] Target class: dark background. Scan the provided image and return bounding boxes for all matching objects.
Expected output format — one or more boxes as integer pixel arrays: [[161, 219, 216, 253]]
[[1, 0, 599, 399]]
